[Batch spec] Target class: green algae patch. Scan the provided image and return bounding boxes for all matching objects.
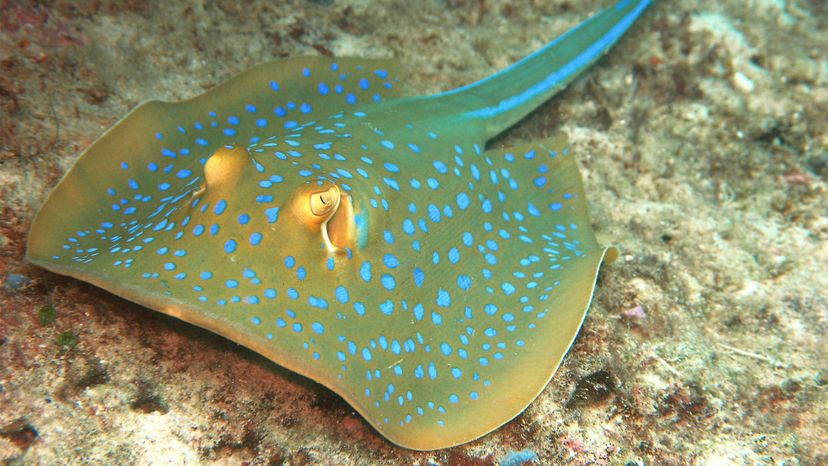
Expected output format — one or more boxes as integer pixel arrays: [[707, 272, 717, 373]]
[[56, 331, 78, 350], [38, 304, 57, 326]]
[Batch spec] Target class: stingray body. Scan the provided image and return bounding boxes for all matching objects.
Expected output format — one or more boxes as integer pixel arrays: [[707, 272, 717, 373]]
[[27, 0, 652, 450]]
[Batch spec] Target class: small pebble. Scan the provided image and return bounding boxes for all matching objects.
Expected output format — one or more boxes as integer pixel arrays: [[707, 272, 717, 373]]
[[733, 71, 755, 93], [621, 305, 646, 320], [3, 273, 31, 291], [500, 450, 539, 466]]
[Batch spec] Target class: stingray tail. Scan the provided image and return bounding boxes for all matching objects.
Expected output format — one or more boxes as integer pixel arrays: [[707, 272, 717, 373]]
[[432, 0, 653, 140]]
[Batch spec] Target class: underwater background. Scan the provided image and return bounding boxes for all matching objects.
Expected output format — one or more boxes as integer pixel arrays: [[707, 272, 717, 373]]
[[0, 0, 825, 464]]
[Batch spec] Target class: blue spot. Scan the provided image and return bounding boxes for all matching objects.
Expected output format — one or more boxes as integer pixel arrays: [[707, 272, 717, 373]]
[[265, 207, 280, 223], [457, 275, 471, 290], [335, 285, 349, 303], [413, 268, 425, 287], [428, 204, 441, 223], [359, 78, 370, 90], [461, 232, 474, 247], [312, 322, 325, 334], [381, 274, 396, 291], [292, 323, 302, 333], [318, 82, 330, 95], [502, 282, 516, 295], [383, 177, 400, 191], [413, 304, 424, 321], [383, 254, 399, 269], [440, 342, 452, 356], [164, 262, 175, 271], [224, 240, 237, 254], [436, 288, 451, 307], [380, 300, 394, 315], [448, 247, 460, 264], [214, 200, 227, 215], [249, 233, 262, 246], [432, 312, 443, 325], [381, 140, 395, 149], [427, 362, 437, 379], [200, 271, 212, 280], [449, 394, 459, 404], [550, 202, 563, 211], [265, 288, 277, 299], [354, 302, 366, 316], [360, 261, 372, 281], [284, 256, 295, 268], [433, 160, 448, 174], [482, 199, 492, 213], [362, 348, 373, 361], [451, 367, 462, 379], [403, 219, 415, 236], [383, 162, 400, 173], [226, 279, 239, 289]]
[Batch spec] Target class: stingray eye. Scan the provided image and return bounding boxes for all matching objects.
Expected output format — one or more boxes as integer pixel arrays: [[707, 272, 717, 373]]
[[309, 186, 340, 217]]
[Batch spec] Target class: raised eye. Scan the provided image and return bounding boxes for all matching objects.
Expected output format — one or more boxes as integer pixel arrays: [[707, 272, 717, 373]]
[[309, 186, 340, 217]]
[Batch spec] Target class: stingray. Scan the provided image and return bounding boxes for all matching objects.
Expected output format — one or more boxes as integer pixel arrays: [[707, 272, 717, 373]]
[[27, 0, 652, 450]]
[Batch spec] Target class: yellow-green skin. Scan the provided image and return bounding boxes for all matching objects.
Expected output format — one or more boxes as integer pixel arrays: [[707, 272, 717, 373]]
[[27, 0, 651, 450]]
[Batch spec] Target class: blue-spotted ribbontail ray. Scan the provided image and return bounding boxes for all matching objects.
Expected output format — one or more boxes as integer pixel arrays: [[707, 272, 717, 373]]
[[27, 0, 653, 450]]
